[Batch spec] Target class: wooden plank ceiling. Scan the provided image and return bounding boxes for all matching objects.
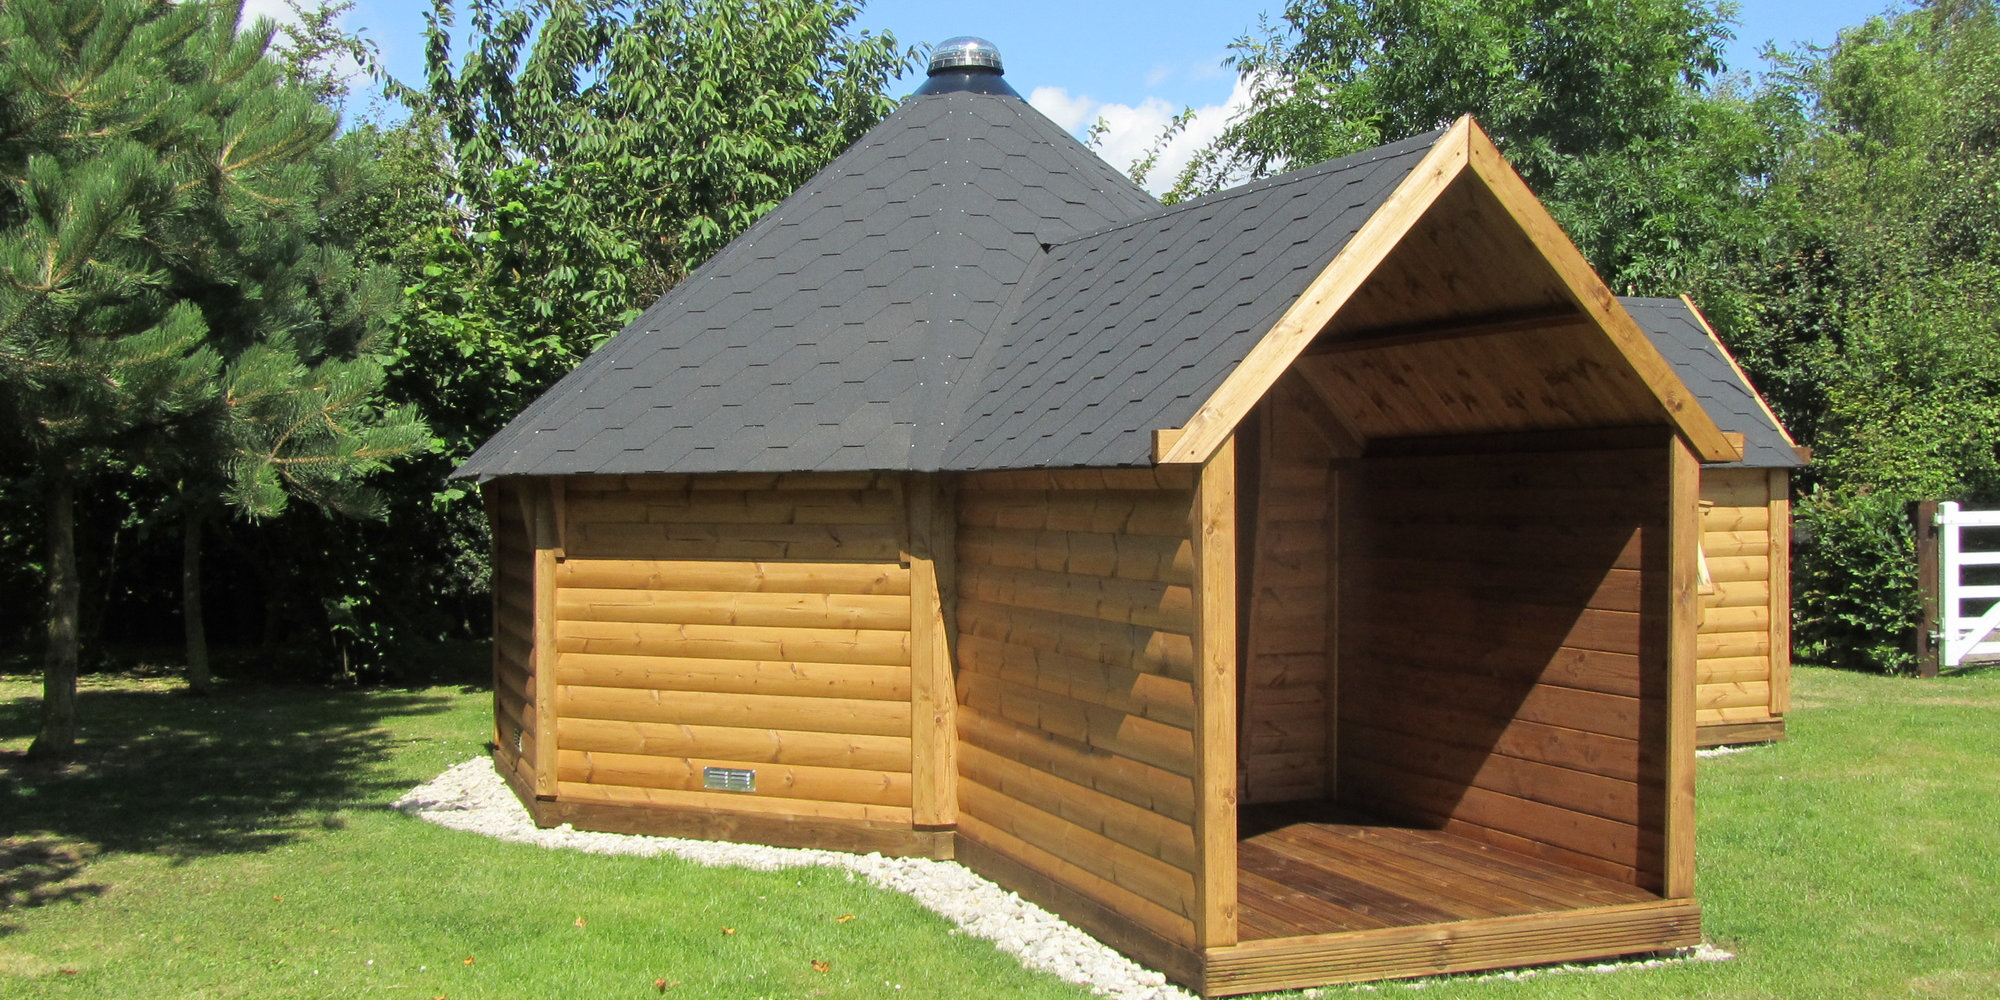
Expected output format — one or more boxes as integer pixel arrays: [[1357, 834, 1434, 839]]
[[1294, 174, 1669, 444]]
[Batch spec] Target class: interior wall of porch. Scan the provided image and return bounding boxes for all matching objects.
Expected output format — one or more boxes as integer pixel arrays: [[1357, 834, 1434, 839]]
[[1334, 442, 1672, 892], [1232, 380, 1677, 893]]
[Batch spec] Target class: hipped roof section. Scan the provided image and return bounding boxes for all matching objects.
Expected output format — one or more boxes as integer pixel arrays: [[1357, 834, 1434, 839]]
[[456, 88, 1158, 479], [458, 103, 1736, 480]]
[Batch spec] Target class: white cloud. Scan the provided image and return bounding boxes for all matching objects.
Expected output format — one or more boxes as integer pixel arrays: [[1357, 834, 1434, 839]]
[[235, 0, 372, 108], [1029, 86, 1102, 133], [1029, 75, 1255, 195], [240, 0, 302, 27]]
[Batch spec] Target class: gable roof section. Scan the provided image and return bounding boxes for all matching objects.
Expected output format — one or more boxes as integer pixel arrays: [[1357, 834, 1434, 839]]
[[1152, 117, 1736, 466], [941, 131, 1441, 470], [455, 89, 1160, 479], [1624, 296, 1806, 468]]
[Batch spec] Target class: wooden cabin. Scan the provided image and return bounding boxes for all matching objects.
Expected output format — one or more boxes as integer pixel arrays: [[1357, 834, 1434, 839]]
[[460, 41, 1750, 996], [1624, 298, 1807, 747]]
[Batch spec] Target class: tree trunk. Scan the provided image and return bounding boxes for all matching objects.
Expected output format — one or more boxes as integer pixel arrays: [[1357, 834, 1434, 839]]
[[184, 503, 213, 694], [29, 465, 79, 761]]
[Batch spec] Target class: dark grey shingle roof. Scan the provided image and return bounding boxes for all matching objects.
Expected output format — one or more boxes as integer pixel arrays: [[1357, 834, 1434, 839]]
[[1622, 296, 1803, 468], [456, 89, 1448, 479], [942, 131, 1441, 470], [455, 88, 1161, 479]]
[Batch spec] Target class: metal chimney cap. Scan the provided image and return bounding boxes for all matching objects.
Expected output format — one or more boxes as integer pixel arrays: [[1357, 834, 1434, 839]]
[[928, 36, 1003, 75]]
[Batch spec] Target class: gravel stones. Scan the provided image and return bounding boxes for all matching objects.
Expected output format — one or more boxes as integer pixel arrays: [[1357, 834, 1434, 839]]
[[394, 758, 1192, 1000]]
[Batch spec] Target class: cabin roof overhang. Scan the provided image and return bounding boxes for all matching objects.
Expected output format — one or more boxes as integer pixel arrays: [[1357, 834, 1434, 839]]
[[1149, 117, 1739, 468]]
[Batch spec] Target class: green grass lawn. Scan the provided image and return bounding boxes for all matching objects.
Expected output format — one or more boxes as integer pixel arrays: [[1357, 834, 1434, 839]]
[[2, 665, 1996, 999]]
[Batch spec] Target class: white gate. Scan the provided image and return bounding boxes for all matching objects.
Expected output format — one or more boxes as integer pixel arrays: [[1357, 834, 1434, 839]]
[[1937, 501, 2000, 669]]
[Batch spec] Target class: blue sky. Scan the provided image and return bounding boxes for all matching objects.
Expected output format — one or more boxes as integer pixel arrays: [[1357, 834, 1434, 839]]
[[288, 0, 1907, 186]]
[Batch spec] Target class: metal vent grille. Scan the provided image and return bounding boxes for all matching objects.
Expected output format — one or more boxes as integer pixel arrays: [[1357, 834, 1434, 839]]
[[703, 766, 756, 792]]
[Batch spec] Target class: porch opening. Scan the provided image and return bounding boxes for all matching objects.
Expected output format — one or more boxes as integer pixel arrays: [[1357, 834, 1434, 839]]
[[1232, 378, 1674, 942]]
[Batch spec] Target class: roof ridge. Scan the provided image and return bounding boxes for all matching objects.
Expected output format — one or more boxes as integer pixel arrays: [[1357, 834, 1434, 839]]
[[1043, 126, 1448, 249]]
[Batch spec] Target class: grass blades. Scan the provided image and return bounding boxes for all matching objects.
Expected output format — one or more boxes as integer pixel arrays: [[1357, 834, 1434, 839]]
[[3, 665, 1997, 998], [0, 675, 1088, 999]]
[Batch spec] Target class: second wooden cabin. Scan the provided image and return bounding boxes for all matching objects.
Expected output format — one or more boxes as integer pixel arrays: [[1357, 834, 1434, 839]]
[[1625, 297, 1807, 747], [461, 40, 1802, 996]]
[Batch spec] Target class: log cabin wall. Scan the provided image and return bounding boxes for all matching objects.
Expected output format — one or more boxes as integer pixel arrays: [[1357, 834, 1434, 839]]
[[1696, 467, 1790, 740], [1237, 391, 1340, 805], [952, 468, 1205, 953], [1336, 445, 1671, 892], [489, 480, 538, 798], [544, 472, 921, 840]]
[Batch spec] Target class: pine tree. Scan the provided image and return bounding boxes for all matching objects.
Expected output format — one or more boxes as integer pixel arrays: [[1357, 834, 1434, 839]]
[[0, 0, 427, 750]]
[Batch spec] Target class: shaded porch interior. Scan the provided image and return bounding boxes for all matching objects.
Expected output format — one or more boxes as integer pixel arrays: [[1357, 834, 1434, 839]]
[[1225, 174, 1681, 944]]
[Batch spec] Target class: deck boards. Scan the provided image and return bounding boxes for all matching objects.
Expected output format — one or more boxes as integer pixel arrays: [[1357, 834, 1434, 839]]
[[1237, 803, 1656, 941]]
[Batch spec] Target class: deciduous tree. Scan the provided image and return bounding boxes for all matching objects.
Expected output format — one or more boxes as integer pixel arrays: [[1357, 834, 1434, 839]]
[[1747, 0, 2000, 670], [396, 0, 917, 360], [1171, 0, 1770, 296]]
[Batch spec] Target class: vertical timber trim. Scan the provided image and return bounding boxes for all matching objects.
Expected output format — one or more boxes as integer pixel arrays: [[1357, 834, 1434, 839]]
[[531, 478, 561, 798], [1767, 469, 1792, 715], [1323, 466, 1341, 800], [1665, 440, 1701, 899], [1192, 437, 1241, 948], [1237, 407, 1266, 799], [483, 482, 504, 754], [909, 475, 958, 827]]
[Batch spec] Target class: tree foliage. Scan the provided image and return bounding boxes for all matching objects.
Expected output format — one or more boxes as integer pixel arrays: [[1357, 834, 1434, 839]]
[[394, 0, 915, 361], [1173, 0, 1771, 296], [1191, 0, 1731, 181], [1746, 0, 2000, 671], [0, 0, 426, 747]]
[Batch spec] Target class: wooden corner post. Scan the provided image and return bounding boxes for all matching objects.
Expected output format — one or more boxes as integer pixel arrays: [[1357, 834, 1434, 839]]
[[1768, 470, 1793, 711], [908, 475, 959, 827], [1665, 440, 1701, 899], [1913, 498, 1942, 679], [482, 481, 504, 754], [1192, 437, 1240, 950], [530, 477, 564, 801]]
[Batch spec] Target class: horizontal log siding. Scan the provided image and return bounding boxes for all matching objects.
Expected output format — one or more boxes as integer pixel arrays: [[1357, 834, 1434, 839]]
[[1695, 468, 1783, 734], [552, 474, 914, 819], [491, 482, 537, 793], [955, 471, 1201, 948], [1241, 392, 1337, 805], [1337, 448, 1669, 891]]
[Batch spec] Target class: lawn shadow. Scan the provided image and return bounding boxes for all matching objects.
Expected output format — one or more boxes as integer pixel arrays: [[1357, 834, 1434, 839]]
[[0, 682, 456, 871], [0, 836, 107, 936]]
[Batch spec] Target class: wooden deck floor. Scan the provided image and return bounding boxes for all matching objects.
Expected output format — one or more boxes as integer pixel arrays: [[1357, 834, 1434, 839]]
[[1236, 803, 1658, 941]]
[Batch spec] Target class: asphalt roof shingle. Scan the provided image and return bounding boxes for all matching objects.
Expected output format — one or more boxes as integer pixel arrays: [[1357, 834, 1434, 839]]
[[1622, 297, 1804, 469], [456, 88, 1159, 479], [940, 131, 1440, 470], [458, 89, 1787, 482]]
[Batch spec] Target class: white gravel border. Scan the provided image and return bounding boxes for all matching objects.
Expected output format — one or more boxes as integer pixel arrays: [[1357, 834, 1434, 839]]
[[396, 757, 1727, 997], [395, 758, 1190, 1000]]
